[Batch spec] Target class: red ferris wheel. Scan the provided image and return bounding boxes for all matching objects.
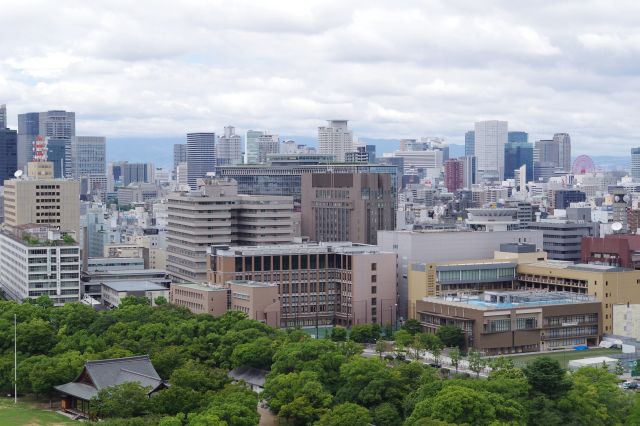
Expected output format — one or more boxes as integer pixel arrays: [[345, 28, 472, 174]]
[[572, 155, 595, 175]]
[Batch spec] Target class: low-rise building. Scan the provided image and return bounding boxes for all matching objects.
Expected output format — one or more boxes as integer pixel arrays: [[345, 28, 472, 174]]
[[101, 280, 169, 307], [81, 268, 171, 300], [416, 290, 602, 355], [170, 282, 229, 315], [170, 280, 280, 327], [517, 261, 640, 333]]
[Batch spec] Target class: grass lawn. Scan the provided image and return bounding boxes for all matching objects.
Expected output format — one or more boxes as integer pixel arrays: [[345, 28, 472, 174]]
[[0, 397, 75, 426], [506, 347, 622, 369]]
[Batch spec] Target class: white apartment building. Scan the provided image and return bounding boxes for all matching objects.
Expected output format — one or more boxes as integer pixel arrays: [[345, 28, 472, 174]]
[[318, 120, 353, 162], [475, 120, 508, 182], [0, 230, 81, 306]]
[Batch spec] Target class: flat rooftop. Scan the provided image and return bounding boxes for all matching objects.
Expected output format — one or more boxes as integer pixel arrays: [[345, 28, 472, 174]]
[[212, 242, 386, 256], [227, 280, 278, 288], [523, 260, 630, 272], [172, 282, 227, 292], [102, 280, 168, 292], [423, 290, 598, 310]]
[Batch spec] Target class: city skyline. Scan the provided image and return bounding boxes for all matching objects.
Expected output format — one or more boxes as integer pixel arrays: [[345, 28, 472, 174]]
[[0, 1, 638, 155]]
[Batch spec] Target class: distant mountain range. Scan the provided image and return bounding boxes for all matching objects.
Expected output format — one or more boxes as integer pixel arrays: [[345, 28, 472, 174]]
[[107, 137, 629, 172]]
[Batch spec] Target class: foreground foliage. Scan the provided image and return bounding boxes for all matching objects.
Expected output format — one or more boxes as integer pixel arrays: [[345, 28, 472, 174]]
[[1, 297, 638, 425]]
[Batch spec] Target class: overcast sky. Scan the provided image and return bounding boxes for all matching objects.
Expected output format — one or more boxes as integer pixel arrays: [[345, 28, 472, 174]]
[[1, 0, 638, 154]]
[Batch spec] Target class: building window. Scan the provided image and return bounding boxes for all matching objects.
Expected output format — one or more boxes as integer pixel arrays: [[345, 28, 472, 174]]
[[371, 263, 377, 271], [371, 286, 377, 294], [371, 275, 377, 283]]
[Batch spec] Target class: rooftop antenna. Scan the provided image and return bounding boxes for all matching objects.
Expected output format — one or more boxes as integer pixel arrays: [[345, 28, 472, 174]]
[[14, 170, 23, 179], [612, 222, 623, 232]]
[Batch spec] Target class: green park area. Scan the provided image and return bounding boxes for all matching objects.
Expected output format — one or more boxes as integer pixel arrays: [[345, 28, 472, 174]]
[[506, 347, 622, 369], [0, 397, 74, 426]]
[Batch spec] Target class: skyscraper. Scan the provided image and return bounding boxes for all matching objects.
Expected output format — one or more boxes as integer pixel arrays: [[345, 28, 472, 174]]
[[245, 130, 264, 164], [173, 144, 187, 170], [0, 127, 17, 183], [46, 138, 71, 178], [216, 126, 243, 166], [464, 131, 475, 156], [69, 136, 107, 198], [631, 148, 640, 180], [256, 134, 280, 163], [17, 110, 75, 170], [186, 132, 216, 190], [553, 133, 571, 173], [474, 120, 508, 181], [508, 131, 528, 144], [504, 141, 533, 182], [0, 104, 6, 129], [318, 120, 353, 162], [534, 139, 559, 166]]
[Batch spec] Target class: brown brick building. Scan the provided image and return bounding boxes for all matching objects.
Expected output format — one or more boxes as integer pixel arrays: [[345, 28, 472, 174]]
[[301, 173, 395, 245], [207, 242, 397, 328]]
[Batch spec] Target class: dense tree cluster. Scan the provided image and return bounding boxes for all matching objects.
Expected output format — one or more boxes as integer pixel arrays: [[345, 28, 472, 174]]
[[1, 295, 639, 425]]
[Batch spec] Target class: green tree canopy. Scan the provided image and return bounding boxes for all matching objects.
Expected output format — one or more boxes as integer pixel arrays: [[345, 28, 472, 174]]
[[315, 402, 372, 426], [436, 325, 465, 349]]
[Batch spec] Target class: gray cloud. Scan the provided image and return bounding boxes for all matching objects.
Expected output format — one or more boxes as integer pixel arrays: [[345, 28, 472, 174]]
[[0, 0, 638, 155]]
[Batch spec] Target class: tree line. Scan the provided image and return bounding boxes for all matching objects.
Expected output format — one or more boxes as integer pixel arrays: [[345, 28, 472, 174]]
[[1, 296, 639, 425]]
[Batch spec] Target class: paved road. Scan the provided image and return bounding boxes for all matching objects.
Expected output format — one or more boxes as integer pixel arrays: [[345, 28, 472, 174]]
[[361, 347, 488, 378]]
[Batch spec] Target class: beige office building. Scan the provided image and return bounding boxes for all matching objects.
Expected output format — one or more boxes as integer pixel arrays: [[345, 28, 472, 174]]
[[167, 178, 295, 282], [170, 280, 280, 327], [3, 176, 80, 237]]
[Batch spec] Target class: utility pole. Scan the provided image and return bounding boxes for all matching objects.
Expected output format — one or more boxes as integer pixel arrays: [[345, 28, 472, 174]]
[[14, 313, 17, 404]]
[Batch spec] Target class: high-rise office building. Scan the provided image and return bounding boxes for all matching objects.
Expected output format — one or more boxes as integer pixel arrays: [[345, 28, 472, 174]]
[[444, 158, 464, 192], [186, 132, 216, 190], [121, 162, 154, 186], [3, 176, 80, 237], [318, 120, 353, 162], [257, 134, 280, 163], [301, 173, 396, 245], [631, 148, 640, 180], [0, 128, 18, 184], [166, 178, 295, 282], [0, 104, 6, 129], [245, 130, 264, 164], [68, 136, 107, 198], [504, 141, 533, 182], [17, 110, 75, 171], [464, 131, 475, 156], [216, 126, 243, 166], [508, 131, 528, 144], [554, 133, 571, 173], [461, 156, 476, 189], [534, 139, 559, 167], [173, 143, 187, 172], [474, 120, 508, 181], [46, 138, 70, 178]]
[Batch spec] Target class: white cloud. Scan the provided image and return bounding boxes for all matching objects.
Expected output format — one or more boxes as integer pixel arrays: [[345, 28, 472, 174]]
[[0, 0, 638, 155]]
